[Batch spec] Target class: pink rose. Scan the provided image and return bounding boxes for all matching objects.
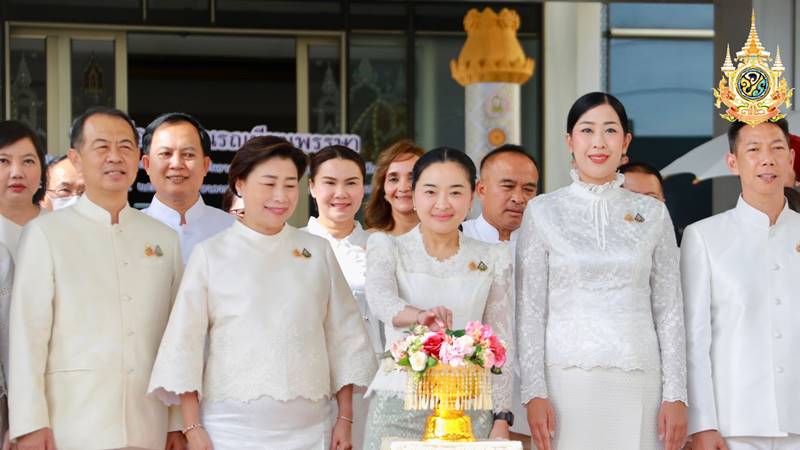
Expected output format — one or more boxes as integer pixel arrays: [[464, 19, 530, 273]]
[[488, 335, 506, 368], [423, 331, 446, 359]]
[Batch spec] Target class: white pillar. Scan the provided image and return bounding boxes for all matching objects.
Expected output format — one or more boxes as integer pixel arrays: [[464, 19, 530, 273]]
[[464, 82, 522, 168], [543, 2, 603, 193]]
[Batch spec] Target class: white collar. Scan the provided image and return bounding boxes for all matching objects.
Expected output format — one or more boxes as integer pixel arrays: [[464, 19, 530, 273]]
[[306, 216, 367, 246], [75, 194, 134, 226], [147, 195, 206, 228], [472, 214, 517, 244], [733, 195, 792, 229]]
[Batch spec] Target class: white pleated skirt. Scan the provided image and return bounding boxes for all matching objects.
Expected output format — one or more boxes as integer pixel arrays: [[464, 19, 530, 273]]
[[547, 366, 662, 450], [202, 396, 333, 450]]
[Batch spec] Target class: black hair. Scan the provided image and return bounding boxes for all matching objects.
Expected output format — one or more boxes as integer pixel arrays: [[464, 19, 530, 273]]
[[47, 154, 69, 169], [479, 143, 539, 172], [411, 146, 476, 191], [70, 107, 138, 150], [309, 145, 366, 181], [228, 136, 308, 195], [0, 120, 48, 204], [727, 118, 790, 154], [141, 112, 212, 156], [567, 92, 630, 135], [619, 161, 664, 189]]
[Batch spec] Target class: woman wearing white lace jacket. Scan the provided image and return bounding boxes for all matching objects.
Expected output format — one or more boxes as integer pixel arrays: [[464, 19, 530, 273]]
[[516, 93, 688, 450], [148, 137, 376, 450], [362, 147, 515, 450]]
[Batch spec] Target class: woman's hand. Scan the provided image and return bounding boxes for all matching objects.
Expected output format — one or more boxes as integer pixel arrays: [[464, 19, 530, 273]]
[[489, 419, 510, 440], [691, 429, 729, 450], [164, 431, 187, 450], [329, 417, 353, 450], [526, 398, 555, 450], [658, 400, 688, 450], [184, 427, 213, 450], [416, 306, 452, 331]]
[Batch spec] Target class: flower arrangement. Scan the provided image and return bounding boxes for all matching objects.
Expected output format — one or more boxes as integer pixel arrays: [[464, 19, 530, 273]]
[[387, 321, 507, 381]]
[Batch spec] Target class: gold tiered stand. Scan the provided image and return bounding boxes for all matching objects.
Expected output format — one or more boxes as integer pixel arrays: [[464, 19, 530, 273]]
[[405, 364, 492, 442]]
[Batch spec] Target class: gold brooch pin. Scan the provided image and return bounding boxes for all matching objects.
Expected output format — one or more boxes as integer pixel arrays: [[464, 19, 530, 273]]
[[624, 213, 634, 222], [293, 248, 312, 258], [145, 244, 164, 257], [469, 261, 488, 272], [634, 213, 645, 223]]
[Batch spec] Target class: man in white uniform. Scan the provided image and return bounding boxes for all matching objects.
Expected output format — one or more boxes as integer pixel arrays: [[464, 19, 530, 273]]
[[8, 107, 185, 450], [462, 144, 539, 437], [41, 156, 85, 211], [142, 112, 234, 263], [683, 118, 800, 450]]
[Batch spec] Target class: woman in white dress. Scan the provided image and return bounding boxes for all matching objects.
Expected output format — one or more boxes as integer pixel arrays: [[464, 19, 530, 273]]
[[0, 121, 47, 259], [148, 136, 377, 450], [362, 148, 515, 449], [303, 145, 381, 354], [516, 92, 687, 450], [363, 140, 425, 235]]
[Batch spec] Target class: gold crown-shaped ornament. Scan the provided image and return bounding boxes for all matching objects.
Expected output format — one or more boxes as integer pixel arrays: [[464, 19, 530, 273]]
[[714, 11, 794, 126]]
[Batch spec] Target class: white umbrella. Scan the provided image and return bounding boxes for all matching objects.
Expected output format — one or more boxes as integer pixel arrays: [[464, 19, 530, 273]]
[[661, 111, 800, 181]]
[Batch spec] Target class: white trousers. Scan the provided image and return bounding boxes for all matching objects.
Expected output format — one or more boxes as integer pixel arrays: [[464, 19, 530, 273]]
[[727, 434, 800, 450]]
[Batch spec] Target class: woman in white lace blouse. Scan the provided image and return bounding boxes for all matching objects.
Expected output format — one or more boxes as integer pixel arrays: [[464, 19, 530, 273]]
[[362, 148, 515, 449], [148, 137, 376, 450], [516, 92, 687, 450]]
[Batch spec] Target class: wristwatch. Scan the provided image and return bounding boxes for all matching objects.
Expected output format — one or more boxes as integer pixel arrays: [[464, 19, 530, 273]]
[[493, 411, 514, 427]]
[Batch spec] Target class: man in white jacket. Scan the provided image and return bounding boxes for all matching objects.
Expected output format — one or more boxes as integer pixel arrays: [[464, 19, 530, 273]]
[[8, 107, 185, 450], [682, 118, 800, 450]]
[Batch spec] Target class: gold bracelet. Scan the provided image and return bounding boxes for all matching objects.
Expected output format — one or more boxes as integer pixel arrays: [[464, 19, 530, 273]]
[[338, 415, 354, 424], [182, 423, 204, 435]]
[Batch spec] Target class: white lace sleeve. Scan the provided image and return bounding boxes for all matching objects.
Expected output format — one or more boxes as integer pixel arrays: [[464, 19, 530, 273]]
[[323, 244, 379, 391], [147, 245, 209, 406], [515, 210, 549, 403], [650, 208, 688, 404], [482, 245, 514, 413], [365, 232, 408, 324]]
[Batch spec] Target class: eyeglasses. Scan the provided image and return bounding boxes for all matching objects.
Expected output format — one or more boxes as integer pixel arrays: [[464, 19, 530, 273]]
[[46, 187, 85, 198]]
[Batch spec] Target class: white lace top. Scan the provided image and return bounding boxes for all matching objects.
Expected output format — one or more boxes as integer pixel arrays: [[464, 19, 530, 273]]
[[364, 226, 515, 413], [516, 170, 687, 404], [148, 221, 378, 405]]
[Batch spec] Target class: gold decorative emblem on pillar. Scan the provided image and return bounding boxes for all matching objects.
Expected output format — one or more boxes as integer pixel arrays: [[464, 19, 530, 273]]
[[713, 11, 794, 126], [450, 8, 535, 86]]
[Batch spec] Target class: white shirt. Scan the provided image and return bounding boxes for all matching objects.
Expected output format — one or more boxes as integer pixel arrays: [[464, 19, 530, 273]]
[[148, 221, 377, 406], [516, 170, 687, 405], [143, 195, 235, 263], [364, 226, 515, 413], [0, 209, 46, 260], [462, 214, 519, 245], [682, 197, 800, 437], [303, 217, 384, 354]]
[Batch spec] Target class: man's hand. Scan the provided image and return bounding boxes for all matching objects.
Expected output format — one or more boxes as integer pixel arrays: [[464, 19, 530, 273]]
[[16, 428, 55, 450]]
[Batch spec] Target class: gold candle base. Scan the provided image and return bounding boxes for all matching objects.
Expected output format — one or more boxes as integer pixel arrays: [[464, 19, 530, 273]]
[[422, 407, 474, 442]]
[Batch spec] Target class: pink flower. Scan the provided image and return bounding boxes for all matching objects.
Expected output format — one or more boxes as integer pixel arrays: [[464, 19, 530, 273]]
[[466, 321, 494, 341], [423, 331, 446, 359], [440, 335, 475, 367], [483, 348, 496, 368], [390, 339, 408, 361], [488, 335, 506, 368]]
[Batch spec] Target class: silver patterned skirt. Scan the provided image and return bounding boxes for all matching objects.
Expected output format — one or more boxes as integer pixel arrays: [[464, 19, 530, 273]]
[[362, 393, 493, 450]]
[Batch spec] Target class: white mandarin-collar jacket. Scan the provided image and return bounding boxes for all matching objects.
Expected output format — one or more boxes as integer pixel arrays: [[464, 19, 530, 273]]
[[682, 197, 800, 437], [143, 195, 235, 264], [8, 195, 183, 450]]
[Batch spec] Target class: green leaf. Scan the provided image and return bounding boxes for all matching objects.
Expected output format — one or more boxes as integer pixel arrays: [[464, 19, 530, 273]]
[[446, 329, 466, 338], [426, 357, 438, 368], [397, 357, 411, 367]]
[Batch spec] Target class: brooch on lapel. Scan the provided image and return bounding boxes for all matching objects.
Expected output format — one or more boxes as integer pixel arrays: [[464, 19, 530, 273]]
[[292, 248, 312, 258], [145, 244, 164, 257], [624, 212, 645, 223], [468, 260, 488, 272]]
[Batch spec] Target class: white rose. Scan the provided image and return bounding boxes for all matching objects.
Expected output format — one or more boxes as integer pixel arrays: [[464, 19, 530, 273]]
[[409, 351, 428, 372]]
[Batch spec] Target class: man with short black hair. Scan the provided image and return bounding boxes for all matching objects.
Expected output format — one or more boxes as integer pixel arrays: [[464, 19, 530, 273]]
[[462, 144, 539, 243], [684, 118, 800, 450], [41, 156, 85, 211], [141, 112, 234, 263], [620, 161, 665, 202], [9, 107, 186, 450]]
